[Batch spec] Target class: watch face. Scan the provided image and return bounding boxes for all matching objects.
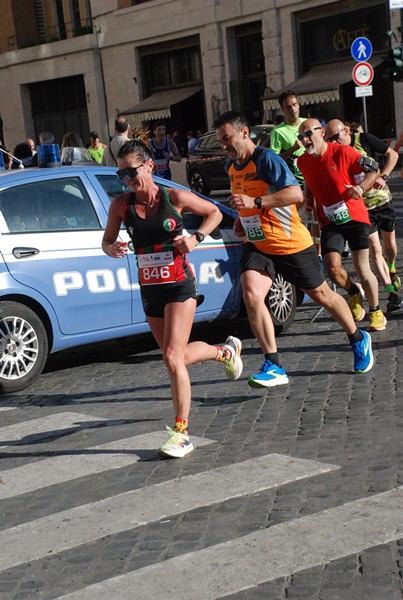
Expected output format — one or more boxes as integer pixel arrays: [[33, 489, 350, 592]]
[[195, 231, 205, 242]]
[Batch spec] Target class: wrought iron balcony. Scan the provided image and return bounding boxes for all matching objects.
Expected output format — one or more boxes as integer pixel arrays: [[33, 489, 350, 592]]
[[7, 19, 93, 51]]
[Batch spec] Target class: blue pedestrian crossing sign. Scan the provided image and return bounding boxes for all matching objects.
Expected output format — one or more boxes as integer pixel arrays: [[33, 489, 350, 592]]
[[351, 37, 373, 62]]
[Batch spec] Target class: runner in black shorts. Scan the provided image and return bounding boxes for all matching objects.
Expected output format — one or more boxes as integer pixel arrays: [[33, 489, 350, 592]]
[[367, 203, 402, 312], [240, 243, 325, 290], [320, 221, 370, 255], [323, 118, 401, 314], [102, 137, 244, 459], [299, 118, 390, 334], [213, 110, 374, 389], [368, 203, 395, 234], [141, 279, 197, 318]]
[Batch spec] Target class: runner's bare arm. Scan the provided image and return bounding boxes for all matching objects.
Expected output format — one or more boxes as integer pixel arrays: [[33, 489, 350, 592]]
[[229, 185, 303, 211]]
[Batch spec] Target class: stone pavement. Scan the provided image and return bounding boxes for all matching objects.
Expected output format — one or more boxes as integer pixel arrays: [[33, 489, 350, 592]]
[[0, 179, 402, 599]]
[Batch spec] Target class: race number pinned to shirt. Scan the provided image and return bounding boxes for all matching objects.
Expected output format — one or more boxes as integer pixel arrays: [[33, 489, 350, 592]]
[[153, 158, 169, 172], [240, 214, 265, 242], [323, 201, 352, 225], [137, 250, 176, 285]]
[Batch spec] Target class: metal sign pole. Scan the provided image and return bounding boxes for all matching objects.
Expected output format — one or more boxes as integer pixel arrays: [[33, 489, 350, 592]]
[[351, 38, 373, 133], [362, 97, 368, 132]]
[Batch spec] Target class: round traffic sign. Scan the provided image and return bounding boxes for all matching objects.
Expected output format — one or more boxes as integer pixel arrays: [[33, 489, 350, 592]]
[[351, 37, 373, 62], [352, 61, 374, 86]]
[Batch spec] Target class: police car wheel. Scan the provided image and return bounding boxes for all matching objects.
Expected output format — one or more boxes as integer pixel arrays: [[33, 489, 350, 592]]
[[188, 169, 211, 195], [0, 302, 49, 394], [266, 274, 297, 334]]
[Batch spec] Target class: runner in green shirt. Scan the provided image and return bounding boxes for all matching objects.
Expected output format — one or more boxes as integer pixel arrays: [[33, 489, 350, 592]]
[[270, 91, 306, 187]]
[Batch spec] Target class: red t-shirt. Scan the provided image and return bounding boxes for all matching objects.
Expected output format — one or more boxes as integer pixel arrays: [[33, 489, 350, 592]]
[[297, 144, 370, 228]]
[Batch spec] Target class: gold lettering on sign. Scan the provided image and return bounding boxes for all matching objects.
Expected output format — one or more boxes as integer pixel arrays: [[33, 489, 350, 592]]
[[333, 29, 346, 51], [332, 26, 370, 52]]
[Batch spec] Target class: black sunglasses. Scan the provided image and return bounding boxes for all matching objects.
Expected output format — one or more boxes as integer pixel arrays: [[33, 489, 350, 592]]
[[297, 126, 322, 141], [325, 132, 341, 143], [116, 163, 146, 181]]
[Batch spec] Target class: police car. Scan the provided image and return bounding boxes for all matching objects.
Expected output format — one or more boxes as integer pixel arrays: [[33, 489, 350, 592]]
[[0, 165, 298, 393]]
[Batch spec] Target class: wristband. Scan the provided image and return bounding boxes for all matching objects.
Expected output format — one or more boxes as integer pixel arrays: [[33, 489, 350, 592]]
[[356, 185, 364, 195]]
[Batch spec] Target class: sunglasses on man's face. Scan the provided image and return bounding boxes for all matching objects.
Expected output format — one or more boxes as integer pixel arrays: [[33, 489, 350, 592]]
[[116, 163, 146, 181], [325, 132, 342, 143], [297, 126, 322, 141]]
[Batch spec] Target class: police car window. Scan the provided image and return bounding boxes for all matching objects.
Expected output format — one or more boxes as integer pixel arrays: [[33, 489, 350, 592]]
[[96, 174, 129, 201], [0, 177, 100, 233], [182, 211, 223, 240]]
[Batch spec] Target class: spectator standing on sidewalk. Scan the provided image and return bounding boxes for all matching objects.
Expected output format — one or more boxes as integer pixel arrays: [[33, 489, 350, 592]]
[[171, 129, 184, 156], [324, 119, 401, 313], [102, 117, 131, 166], [12, 142, 33, 168], [213, 110, 374, 389], [61, 131, 84, 151], [25, 138, 36, 157], [297, 119, 387, 331], [186, 130, 198, 155], [88, 131, 106, 164], [31, 131, 55, 167], [102, 137, 242, 459], [0, 143, 12, 169]]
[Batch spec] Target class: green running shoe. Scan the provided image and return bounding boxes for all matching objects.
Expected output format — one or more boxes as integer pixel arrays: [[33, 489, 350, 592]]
[[222, 335, 243, 381], [158, 426, 194, 459]]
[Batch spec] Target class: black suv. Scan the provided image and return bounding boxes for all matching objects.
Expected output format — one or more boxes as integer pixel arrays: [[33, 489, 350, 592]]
[[186, 125, 274, 195]]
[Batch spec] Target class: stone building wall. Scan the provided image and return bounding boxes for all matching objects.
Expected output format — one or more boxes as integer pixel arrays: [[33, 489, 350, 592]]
[[0, 0, 402, 150]]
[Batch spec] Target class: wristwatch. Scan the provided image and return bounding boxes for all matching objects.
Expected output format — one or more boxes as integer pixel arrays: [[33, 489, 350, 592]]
[[194, 231, 205, 243], [380, 173, 389, 181], [254, 197, 263, 210]]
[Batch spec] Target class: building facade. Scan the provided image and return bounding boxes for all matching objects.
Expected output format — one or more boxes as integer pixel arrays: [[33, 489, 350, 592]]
[[0, 0, 402, 150]]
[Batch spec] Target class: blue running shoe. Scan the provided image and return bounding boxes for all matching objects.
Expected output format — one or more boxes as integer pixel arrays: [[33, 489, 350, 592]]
[[352, 330, 373, 373], [248, 360, 289, 388]]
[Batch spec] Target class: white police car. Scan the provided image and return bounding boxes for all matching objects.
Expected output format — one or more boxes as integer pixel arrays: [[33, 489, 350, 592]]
[[0, 165, 298, 393]]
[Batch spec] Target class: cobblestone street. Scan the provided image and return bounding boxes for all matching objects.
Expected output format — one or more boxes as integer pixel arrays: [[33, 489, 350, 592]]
[[0, 174, 402, 600]]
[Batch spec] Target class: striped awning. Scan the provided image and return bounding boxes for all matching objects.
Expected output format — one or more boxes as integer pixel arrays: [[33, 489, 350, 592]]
[[118, 86, 202, 122], [263, 57, 383, 110]]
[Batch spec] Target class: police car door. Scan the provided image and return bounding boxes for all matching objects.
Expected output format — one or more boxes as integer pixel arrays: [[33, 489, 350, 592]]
[[182, 208, 241, 321], [0, 172, 136, 335]]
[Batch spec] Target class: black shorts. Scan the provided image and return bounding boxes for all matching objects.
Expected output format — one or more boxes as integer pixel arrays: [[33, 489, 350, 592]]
[[141, 278, 198, 318], [239, 242, 325, 291], [321, 221, 369, 256], [368, 203, 396, 234]]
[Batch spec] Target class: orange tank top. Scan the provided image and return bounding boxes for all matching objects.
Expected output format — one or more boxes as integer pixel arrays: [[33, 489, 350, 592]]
[[228, 154, 313, 255]]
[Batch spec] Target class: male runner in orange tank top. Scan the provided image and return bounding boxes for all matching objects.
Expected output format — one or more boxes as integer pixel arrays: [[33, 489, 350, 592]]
[[213, 111, 374, 386]]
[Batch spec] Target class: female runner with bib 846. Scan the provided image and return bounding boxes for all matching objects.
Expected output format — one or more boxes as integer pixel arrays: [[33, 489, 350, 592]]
[[102, 137, 243, 459]]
